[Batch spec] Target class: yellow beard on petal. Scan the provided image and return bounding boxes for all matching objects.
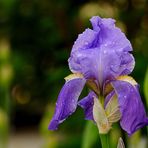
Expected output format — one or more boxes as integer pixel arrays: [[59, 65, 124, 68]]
[[86, 79, 100, 96], [64, 73, 84, 82], [116, 75, 137, 86]]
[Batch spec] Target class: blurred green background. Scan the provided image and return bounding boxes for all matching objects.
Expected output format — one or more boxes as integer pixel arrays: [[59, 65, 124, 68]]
[[0, 0, 148, 148]]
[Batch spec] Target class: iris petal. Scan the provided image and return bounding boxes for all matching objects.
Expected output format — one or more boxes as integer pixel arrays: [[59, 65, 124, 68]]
[[68, 16, 135, 87], [48, 77, 86, 130], [112, 80, 148, 135], [78, 91, 96, 120]]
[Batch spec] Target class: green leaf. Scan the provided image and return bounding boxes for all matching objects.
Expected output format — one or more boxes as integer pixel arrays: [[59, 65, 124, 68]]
[[144, 68, 148, 108], [82, 121, 99, 148], [144, 68, 148, 134]]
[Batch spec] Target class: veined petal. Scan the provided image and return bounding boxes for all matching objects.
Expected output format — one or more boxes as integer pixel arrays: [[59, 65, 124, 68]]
[[78, 91, 96, 120], [105, 93, 121, 124], [69, 16, 135, 87], [116, 75, 137, 85], [112, 79, 148, 135], [48, 76, 86, 130]]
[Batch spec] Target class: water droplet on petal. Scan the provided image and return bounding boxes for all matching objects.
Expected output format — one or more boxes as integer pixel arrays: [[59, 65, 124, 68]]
[[123, 95, 127, 99], [84, 41, 89, 45], [59, 118, 66, 123], [110, 65, 114, 70], [112, 41, 115, 45], [110, 64, 120, 73], [103, 50, 107, 54]]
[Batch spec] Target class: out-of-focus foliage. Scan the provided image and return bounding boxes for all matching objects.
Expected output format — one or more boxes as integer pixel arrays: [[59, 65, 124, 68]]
[[0, 38, 12, 147], [0, 109, 9, 148], [0, 0, 148, 147], [144, 68, 148, 108], [81, 121, 100, 148], [144, 68, 148, 138], [128, 131, 147, 148]]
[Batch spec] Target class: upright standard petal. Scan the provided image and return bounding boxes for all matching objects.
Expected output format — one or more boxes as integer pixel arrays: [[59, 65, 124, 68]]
[[78, 91, 96, 120], [68, 29, 100, 80], [90, 16, 135, 82], [112, 79, 148, 135], [69, 16, 135, 88], [48, 77, 86, 130]]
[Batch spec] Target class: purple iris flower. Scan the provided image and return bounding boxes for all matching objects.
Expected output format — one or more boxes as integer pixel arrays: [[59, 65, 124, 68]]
[[48, 16, 148, 135]]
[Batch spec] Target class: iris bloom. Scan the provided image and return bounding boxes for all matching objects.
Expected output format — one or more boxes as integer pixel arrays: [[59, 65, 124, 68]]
[[48, 16, 148, 135]]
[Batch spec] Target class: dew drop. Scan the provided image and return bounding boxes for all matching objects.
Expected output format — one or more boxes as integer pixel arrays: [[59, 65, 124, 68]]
[[110, 64, 119, 73], [110, 65, 114, 69], [123, 95, 127, 99], [59, 119, 66, 123], [103, 50, 107, 54], [112, 41, 115, 45], [84, 41, 89, 45]]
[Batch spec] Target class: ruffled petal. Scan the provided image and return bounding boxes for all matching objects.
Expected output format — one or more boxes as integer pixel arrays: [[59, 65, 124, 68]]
[[78, 91, 96, 120], [48, 77, 86, 130], [69, 16, 135, 87], [90, 16, 133, 52], [112, 80, 148, 135], [68, 29, 100, 81], [91, 16, 135, 82]]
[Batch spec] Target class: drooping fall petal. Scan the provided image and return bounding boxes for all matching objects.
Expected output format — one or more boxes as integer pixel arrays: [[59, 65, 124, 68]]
[[112, 78, 148, 135], [48, 77, 86, 130], [78, 91, 96, 120]]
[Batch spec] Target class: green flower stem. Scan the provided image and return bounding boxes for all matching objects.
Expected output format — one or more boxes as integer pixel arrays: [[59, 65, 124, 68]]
[[100, 134, 109, 148]]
